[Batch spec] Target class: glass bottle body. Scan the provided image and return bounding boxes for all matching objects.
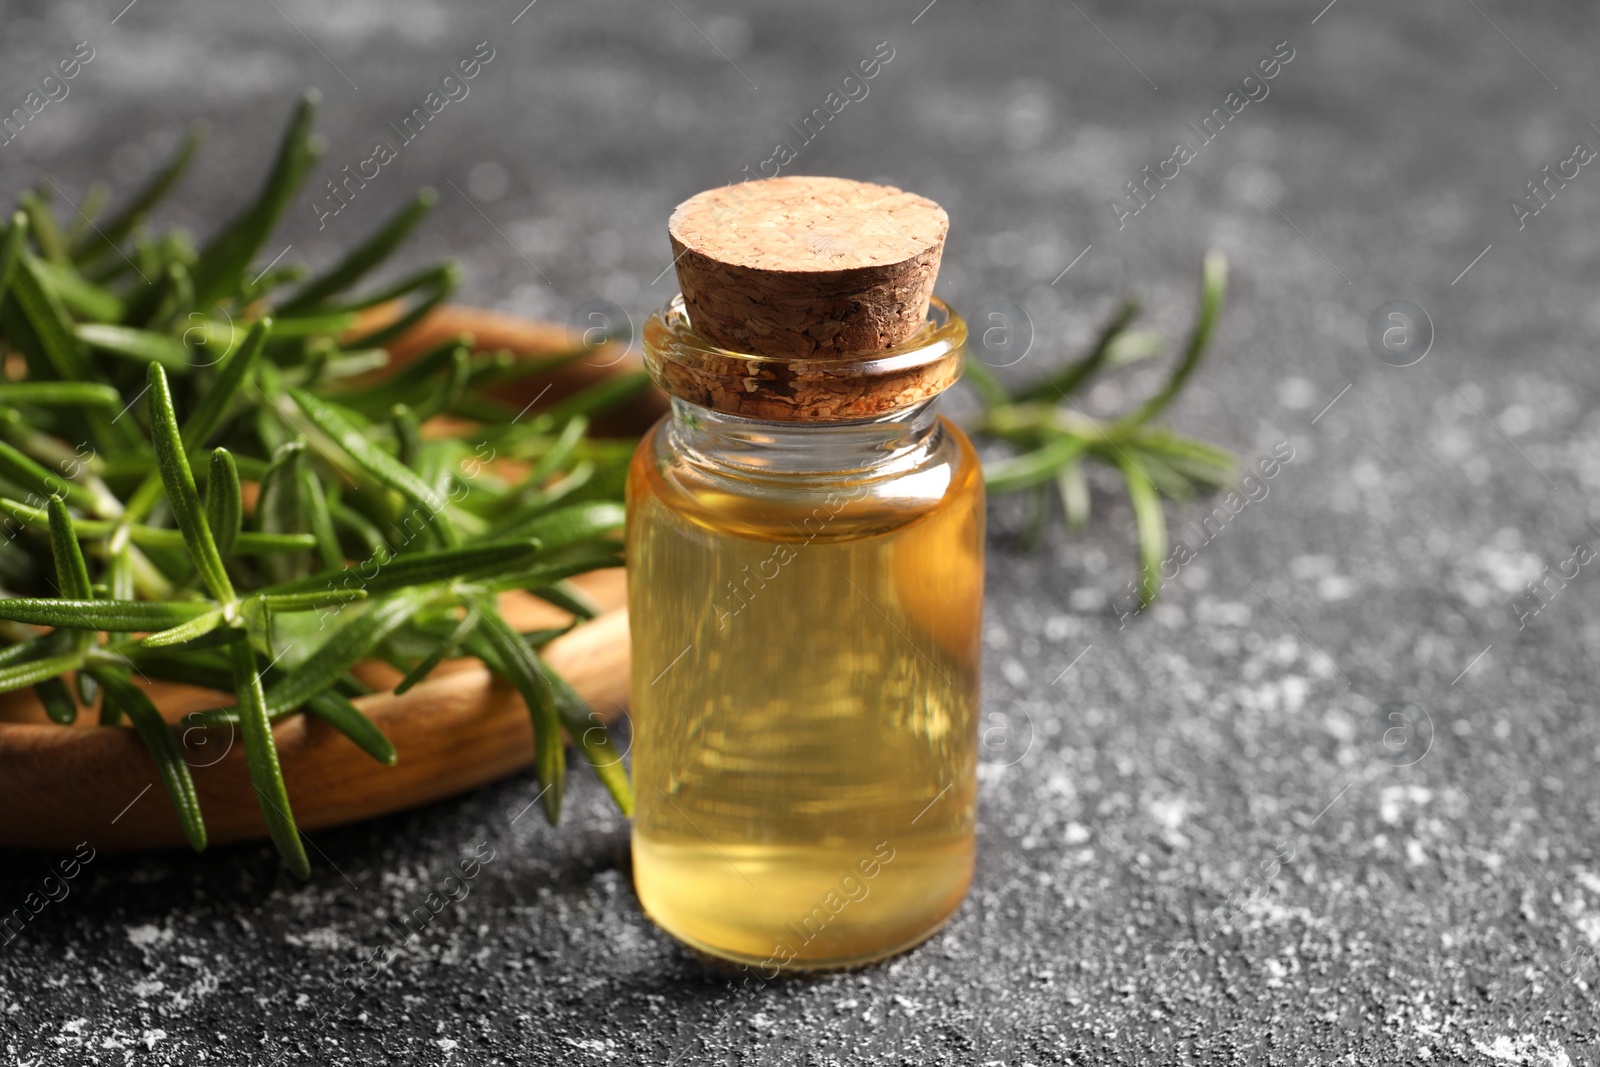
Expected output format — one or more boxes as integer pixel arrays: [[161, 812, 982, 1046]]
[[627, 357, 984, 969]]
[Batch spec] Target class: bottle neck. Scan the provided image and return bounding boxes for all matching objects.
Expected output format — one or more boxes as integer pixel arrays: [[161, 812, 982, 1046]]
[[642, 294, 967, 426], [665, 396, 946, 480]]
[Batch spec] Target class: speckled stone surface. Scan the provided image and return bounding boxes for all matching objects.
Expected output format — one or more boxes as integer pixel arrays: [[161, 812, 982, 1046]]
[[3, 1, 1600, 1063]]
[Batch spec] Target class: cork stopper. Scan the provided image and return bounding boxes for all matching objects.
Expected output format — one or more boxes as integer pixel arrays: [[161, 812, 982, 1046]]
[[652, 176, 961, 422], [669, 176, 949, 360]]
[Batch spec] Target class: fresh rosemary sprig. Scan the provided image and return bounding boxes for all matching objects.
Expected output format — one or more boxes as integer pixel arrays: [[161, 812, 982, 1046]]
[[0, 93, 644, 875], [969, 252, 1235, 606]]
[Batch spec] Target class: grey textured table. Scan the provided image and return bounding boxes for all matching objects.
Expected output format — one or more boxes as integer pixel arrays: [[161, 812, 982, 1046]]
[[3, 1, 1598, 1063]]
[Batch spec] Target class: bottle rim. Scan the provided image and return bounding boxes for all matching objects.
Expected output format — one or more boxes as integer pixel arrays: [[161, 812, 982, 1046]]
[[643, 294, 966, 423]]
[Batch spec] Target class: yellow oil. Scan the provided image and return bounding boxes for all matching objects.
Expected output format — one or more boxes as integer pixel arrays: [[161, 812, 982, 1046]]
[[627, 417, 984, 970]]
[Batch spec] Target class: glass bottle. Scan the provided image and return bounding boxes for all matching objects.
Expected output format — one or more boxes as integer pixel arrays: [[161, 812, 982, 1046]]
[[628, 282, 984, 970]]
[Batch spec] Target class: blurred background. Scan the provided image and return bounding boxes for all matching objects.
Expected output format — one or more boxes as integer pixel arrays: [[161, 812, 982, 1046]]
[[3, 1, 1598, 1063]]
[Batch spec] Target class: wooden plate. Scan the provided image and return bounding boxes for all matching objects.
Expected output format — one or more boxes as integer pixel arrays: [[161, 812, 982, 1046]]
[[0, 307, 666, 851]]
